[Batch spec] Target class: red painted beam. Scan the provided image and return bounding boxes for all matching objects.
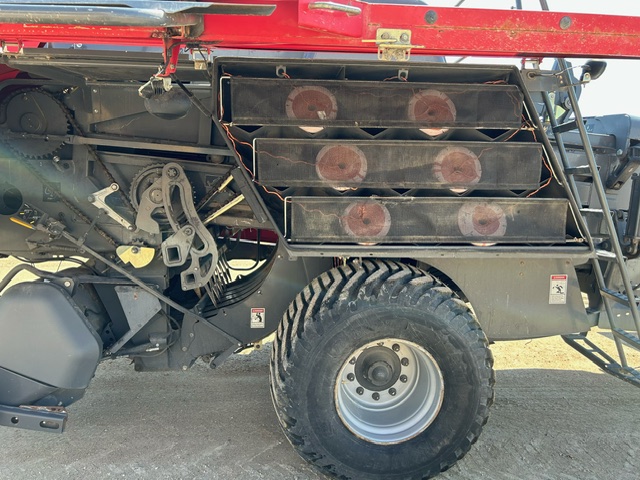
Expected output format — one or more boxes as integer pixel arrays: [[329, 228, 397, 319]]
[[0, 1, 639, 59]]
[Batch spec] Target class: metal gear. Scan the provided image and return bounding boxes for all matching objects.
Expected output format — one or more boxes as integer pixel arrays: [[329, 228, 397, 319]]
[[130, 163, 165, 210], [0, 88, 71, 158]]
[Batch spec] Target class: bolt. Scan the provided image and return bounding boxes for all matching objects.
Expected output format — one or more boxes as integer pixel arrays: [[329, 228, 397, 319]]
[[347, 373, 355, 381], [182, 365, 188, 371], [400, 33, 409, 42], [425, 10, 438, 24], [401, 357, 409, 367], [183, 227, 194, 235], [559, 16, 572, 30], [167, 167, 179, 178], [349, 357, 356, 365], [131, 246, 140, 254], [372, 392, 380, 401], [381, 32, 390, 40], [52, 156, 60, 163], [63, 280, 71, 288], [182, 346, 188, 352], [389, 388, 396, 396], [400, 374, 408, 383], [92, 88, 98, 93], [94, 109, 99, 113], [189, 333, 195, 338], [356, 387, 364, 395], [110, 183, 118, 191], [392, 343, 400, 352]]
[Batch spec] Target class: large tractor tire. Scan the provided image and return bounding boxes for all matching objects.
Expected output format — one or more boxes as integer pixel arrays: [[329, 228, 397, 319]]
[[270, 260, 494, 479]]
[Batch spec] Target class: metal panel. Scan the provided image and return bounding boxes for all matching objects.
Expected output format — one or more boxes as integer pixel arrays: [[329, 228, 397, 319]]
[[289, 197, 568, 244], [256, 139, 542, 189], [425, 257, 592, 340], [229, 78, 523, 128]]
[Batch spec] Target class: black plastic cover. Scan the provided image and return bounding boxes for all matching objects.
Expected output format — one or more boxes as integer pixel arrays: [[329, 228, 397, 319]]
[[0, 282, 102, 405]]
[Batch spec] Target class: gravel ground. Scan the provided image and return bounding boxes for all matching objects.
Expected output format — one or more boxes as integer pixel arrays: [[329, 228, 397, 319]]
[[0, 259, 638, 479]]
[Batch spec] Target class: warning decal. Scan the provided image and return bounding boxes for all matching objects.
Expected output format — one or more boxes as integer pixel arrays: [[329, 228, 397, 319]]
[[549, 275, 568, 305], [251, 308, 266, 328]]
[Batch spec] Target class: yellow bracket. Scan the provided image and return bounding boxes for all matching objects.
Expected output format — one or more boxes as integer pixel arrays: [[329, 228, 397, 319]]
[[363, 29, 421, 61], [116, 245, 155, 269]]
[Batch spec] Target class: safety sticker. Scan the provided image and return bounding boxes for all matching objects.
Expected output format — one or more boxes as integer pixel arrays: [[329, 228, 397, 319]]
[[251, 308, 266, 328], [549, 274, 568, 304]]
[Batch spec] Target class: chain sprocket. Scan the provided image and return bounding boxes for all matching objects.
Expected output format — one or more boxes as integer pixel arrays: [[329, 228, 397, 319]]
[[0, 88, 71, 158], [130, 163, 166, 210]]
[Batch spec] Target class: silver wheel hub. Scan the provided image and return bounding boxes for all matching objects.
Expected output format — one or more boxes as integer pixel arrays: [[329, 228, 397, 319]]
[[335, 338, 444, 445]]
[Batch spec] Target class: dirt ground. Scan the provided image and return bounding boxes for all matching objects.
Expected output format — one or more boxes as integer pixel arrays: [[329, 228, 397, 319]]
[[0, 259, 638, 480]]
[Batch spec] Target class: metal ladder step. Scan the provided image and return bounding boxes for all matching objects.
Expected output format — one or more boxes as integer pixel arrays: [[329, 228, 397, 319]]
[[552, 119, 579, 135], [611, 327, 640, 353], [600, 287, 639, 307], [579, 207, 603, 215], [565, 165, 592, 176], [562, 333, 640, 387], [595, 249, 617, 261]]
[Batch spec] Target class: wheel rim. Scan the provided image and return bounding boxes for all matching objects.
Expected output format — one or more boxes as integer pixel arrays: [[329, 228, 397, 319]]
[[334, 338, 444, 445]]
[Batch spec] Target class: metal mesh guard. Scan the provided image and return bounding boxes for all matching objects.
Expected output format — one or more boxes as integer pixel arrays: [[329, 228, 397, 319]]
[[256, 140, 542, 190], [289, 197, 568, 244], [230, 78, 523, 128]]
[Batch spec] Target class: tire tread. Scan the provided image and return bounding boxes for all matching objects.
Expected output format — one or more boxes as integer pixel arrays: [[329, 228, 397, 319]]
[[270, 260, 494, 480]]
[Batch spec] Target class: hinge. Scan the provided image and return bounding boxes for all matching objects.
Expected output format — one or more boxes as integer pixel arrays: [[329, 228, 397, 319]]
[[363, 29, 420, 61]]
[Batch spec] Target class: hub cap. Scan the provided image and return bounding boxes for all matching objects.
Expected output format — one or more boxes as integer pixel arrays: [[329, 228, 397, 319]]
[[335, 338, 444, 444]]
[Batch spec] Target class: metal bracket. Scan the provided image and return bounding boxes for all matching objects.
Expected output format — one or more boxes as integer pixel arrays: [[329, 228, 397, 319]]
[[116, 245, 155, 268], [161, 163, 219, 291], [0, 41, 23, 55], [88, 183, 135, 231], [135, 177, 163, 234], [106, 286, 163, 355], [190, 47, 211, 70], [364, 29, 420, 61], [0, 404, 67, 433]]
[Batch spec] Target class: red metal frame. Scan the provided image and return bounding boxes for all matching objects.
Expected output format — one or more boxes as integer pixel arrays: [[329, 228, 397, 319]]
[[1, 1, 640, 59]]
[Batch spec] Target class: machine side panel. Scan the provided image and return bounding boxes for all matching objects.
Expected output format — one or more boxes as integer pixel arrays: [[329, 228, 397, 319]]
[[425, 257, 593, 340]]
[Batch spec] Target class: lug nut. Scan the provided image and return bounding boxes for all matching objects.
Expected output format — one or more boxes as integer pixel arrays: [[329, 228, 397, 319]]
[[401, 357, 409, 366], [392, 344, 400, 352], [349, 357, 356, 365], [356, 387, 364, 395], [372, 392, 380, 401], [400, 374, 408, 383], [389, 388, 396, 396], [346, 373, 355, 381]]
